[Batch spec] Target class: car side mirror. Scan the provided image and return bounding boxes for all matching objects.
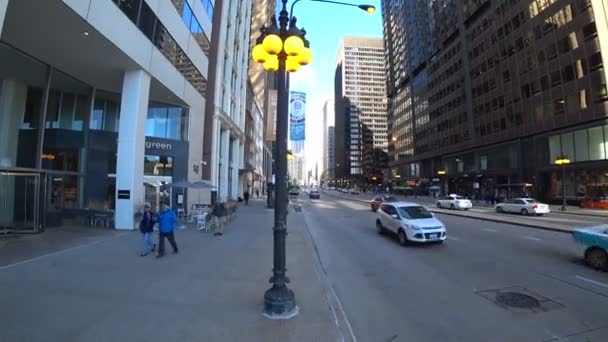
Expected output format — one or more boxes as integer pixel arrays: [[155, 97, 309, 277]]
[[391, 214, 399, 219]]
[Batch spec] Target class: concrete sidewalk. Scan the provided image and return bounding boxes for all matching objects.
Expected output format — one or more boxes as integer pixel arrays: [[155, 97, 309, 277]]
[[0, 199, 340, 342]]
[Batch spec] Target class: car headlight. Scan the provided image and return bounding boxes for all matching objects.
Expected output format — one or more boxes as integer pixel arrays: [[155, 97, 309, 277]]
[[410, 225, 421, 230]]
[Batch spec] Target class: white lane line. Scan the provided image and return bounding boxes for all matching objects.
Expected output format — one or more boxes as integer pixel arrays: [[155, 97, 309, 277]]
[[329, 284, 358, 342], [447, 236, 462, 241], [524, 236, 541, 241], [576, 275, 608, 289], [0, 233, 127, 271], [483, 228, 498, 232]]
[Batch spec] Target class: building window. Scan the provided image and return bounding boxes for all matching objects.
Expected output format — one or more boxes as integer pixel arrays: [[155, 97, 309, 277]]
[[145, 102, 189, 140], [144, 155, 174, 176], [589, 126, 605, 160], [90, 91, 120, 132]]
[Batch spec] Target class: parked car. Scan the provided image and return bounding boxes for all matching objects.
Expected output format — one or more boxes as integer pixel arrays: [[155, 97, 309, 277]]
[[309, 190, 320, 199], [495, 198, 550, 216], [370, 196, 399, 212], [350, 189, 360, 195], [436, 194, 472, 210], [376, 202, 447, 245], [573, 225, 608, 270]]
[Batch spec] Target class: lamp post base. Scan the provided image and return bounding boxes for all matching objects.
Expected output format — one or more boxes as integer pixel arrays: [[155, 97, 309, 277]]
[[263, 285, 298, 319], [560, 205, 567, 211]]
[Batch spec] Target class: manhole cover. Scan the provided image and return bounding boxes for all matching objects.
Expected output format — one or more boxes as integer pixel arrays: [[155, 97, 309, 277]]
[[495, 291, 540, 308], [476, 286, 564, 313]]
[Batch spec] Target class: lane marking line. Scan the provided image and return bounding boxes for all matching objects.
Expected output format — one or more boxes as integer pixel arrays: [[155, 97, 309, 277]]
[[576, 275, 608, 289], [483, 228, 498, 232], [0, 232, 128, 271], [447, 236, 462, 241], [524, 236, 541, 241]]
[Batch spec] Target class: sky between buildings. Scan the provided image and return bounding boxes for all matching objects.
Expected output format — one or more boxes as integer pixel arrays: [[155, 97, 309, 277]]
[[287, 0, 384, 177]]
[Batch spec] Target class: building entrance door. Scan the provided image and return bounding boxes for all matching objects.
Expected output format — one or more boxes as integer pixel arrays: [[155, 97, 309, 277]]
[[143, 176, 172, 212], [0, 171, 42, 233]]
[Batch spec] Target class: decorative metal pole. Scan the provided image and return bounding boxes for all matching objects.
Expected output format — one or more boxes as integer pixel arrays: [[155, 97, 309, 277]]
[[263, 0, 297, 317], [561, 163, 567, 211]]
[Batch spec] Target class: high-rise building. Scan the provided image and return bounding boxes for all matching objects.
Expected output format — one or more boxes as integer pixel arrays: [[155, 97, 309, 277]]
[[334, 36, 388, 185], [382, 0, 608, 203], [203, 0, 252, 200], [0, 0, 213, 231], [322, 99, 334, 176]]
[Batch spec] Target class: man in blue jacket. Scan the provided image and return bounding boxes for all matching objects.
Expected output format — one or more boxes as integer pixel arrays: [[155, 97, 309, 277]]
[[156, 203, 178, 258]]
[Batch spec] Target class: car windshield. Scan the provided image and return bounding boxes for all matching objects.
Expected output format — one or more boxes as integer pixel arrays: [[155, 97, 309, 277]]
[[452, 196, 465, 200], [398, 206, 433, 220], [523, 199, 538, 203], [384, 196, 398, 202]]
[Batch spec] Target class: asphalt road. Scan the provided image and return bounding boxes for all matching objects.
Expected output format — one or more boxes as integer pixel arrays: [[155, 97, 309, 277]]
[[295, 194, 608, 342], [330, 191, 608, 231]]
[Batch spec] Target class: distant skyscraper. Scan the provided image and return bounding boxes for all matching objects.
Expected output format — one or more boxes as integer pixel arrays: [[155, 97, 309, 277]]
[[335, 36, 388, 184], [322, 99, 334, 176]]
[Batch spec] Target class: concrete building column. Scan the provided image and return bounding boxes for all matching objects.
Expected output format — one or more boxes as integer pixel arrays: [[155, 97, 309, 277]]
[[210, 117, 220, 186], [220, 128, 230, 199], [115, 70, 150, 230], [0, 0, 8, 37]]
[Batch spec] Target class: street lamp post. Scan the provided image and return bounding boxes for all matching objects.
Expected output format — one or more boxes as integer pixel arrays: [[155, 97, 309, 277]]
[[555, 155, 571, 211], [437, 170, 446, 196], [251, 0, 375, 319]]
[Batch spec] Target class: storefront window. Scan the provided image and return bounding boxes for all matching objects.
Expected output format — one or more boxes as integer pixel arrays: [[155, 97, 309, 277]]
[[41, 147, 79, 172], [561, 132, 574, 161], [144, 155, 173, 176], [588, 126, 605, 160], [90, 91, 120, 132], [0, 43, 49, 168], [46, 70, 91, 131], [549, 134, 561, 163], [574, 129, 589, 161]]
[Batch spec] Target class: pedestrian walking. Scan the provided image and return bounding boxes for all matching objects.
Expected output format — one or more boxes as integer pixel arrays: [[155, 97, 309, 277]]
[[156, 203, 178, 258], [212, 200, 226, 236], [139, 203, 156, 256], [256, 189, 260, 198], [244, 190, 250, 205]]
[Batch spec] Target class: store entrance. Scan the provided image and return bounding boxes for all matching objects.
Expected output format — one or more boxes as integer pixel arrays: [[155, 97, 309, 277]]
[[0, 171, 42, 233], [143, 176, 172, 213]]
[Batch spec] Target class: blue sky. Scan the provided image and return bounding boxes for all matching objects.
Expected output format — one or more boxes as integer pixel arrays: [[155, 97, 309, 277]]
[[282, 0, 384, 177]]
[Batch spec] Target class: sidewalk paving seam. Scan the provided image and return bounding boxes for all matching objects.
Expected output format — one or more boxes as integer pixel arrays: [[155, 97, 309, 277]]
[[325, 192, 573, 234]]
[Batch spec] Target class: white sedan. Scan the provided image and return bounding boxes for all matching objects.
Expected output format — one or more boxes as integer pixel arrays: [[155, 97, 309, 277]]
[[495, 198, 550, 216], [436, 194, 472, 210], [376, 202, 447, 245]]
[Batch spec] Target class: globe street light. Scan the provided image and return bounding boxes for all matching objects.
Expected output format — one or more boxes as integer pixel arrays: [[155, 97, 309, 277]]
[[251, 0, 374, 319], [555, 155, 571, 211]]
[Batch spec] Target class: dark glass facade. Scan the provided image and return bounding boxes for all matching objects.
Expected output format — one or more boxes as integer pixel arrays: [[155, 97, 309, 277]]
[[382, 0, 608, 203], [112, 0, 208, 97]]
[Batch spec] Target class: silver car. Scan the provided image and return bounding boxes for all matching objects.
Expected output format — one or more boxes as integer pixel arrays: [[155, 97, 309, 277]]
[[495, 198, 550, 216]]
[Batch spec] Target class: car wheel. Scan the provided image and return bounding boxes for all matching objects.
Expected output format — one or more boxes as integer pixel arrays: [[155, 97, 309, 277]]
[[398, 229, 408, 246], [585, 247, 608, 271], [436, 202, 442, 208], [450, 204, 455, 210], [521, 209, 529, 216], [496, 206, 503, 213], [464, 208, 469, 211], [376, 220, 384, 235]]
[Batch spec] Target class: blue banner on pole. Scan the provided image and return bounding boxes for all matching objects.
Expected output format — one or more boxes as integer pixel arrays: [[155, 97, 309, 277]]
[[289, 91, 306, 141]]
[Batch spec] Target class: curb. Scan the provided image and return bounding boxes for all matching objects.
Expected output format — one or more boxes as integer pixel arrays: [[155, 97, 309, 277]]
[[325, 192, 572, 234]]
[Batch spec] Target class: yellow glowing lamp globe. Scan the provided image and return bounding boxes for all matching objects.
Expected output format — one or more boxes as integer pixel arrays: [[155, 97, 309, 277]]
[[263, 55, 279, 71], [262, 34, 283, 55], [252, 44, 269, 63], [297, 47, 313, 66], [286, 57, 301, 73], [284, 35, 304, 56]]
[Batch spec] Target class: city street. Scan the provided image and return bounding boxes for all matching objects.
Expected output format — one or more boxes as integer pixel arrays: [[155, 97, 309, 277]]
[[297, 194, 608, 342]]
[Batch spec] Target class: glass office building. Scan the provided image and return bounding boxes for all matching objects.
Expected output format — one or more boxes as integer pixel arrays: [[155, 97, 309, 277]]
[[0, 0, 212, 232], [382, 0, 608, 203]]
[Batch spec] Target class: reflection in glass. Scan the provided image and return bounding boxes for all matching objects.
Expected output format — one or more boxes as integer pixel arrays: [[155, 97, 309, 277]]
[[146, 103, 189, 140], [91, 92, 120, 132], [144, 155, 174, 176], [589, 126, 605, 160], [41, 147, 79, 172]]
